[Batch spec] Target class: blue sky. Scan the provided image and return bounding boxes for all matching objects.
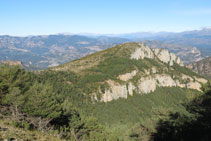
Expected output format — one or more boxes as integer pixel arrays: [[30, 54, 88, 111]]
[[0, 0, 211, 36]]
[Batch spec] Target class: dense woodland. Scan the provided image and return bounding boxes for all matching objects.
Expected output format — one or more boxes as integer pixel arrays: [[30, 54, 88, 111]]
[[0, 64, 211, 140], [0, 65, 110, 140]]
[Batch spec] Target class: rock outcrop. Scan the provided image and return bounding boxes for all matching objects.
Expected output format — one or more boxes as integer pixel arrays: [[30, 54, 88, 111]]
[[101, 80, 134, 102], [100, 74, 207, 102], [130, 44, 154, 60], [186, 81, 202, 91], [153, 49, 184, 66], [130, 43, 184, 66], [187, 57, 211, 78], [142, 40, 204, 64]]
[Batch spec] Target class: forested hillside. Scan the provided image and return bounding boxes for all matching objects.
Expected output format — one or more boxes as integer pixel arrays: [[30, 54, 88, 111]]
[[0, 65, 210, 140], [0, 42, 210, 140]]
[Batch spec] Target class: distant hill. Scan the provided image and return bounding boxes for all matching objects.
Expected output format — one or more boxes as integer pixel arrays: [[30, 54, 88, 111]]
[[187, 57, 211, 78]]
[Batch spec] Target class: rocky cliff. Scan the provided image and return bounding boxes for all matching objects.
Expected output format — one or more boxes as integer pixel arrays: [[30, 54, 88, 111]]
[[101, 70, 206, 102], [142, 40, 204, 64], [187, 57, 211, 78]]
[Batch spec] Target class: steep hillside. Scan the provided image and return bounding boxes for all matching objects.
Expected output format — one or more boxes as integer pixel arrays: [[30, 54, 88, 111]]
[[52, 42, 207, 102], [187, 57, 211, 78]]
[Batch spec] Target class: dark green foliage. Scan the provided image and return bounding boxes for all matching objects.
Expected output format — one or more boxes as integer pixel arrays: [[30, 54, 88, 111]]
[[0, 65, 109, 140], [23, 82, 62, 118], [91, 88, 196, 125], [84, 87, 200, 140], [0, 64, 208, 140], [152, 82, 211, 141], [81, 56, 153, 84], [0, 65, 34, 105]]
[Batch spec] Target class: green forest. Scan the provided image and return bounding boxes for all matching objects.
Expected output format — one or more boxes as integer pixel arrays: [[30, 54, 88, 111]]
[[0, 65, 211, 140]]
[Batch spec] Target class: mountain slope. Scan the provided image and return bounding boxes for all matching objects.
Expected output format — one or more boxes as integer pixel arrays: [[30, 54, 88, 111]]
[[52, 42, 207, 102], [0, 42, 209, 140], [187, 57, 211, 78]]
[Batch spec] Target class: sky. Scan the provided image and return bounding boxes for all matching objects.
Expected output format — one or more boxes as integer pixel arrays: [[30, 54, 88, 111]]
[[0, 0, 211, 36]]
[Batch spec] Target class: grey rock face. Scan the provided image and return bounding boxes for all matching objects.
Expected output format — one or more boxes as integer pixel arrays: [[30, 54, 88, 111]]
[[130, 43, 184, 66]]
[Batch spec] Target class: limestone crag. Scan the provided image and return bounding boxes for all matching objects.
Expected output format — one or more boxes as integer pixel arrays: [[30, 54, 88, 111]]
[[153, 49, 184, 66], [186, 82, 202, 91], [100, 74, 207, 102], [130, 44, 154, 60], [101, 80, 135, 102], [130, 43, 184, 66]]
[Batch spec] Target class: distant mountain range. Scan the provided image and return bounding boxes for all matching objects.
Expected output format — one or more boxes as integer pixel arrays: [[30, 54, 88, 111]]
[[100, 27, 211, 57], [0, 28, 211, 70], [0, 35, 130, 69]]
